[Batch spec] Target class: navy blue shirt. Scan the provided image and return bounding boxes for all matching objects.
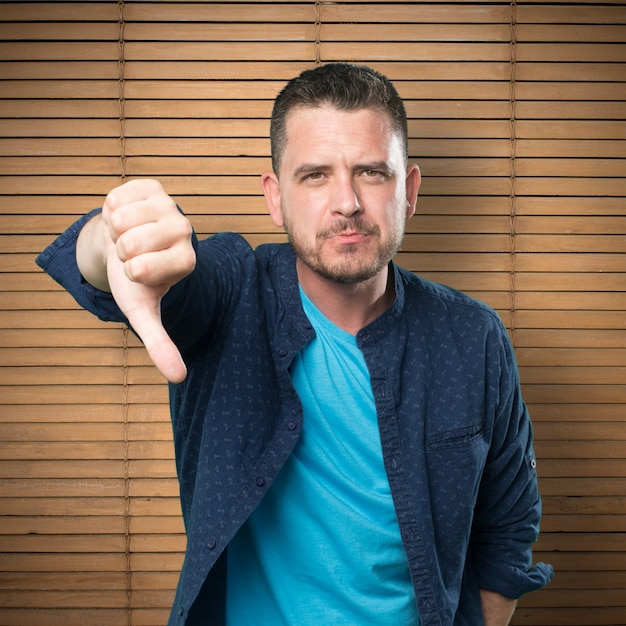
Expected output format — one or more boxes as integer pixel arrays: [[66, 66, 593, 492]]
[[37, 210, 553, 625]]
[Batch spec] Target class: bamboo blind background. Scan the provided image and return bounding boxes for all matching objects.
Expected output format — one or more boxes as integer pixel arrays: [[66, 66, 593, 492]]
[[0, 1, 624, 625]]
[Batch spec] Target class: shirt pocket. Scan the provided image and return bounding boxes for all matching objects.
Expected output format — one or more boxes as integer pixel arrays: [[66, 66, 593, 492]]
[[425, 423, 484, 451]]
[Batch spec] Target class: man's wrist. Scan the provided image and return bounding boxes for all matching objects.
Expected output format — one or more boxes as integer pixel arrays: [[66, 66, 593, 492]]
[[76, 213, 111, 292], [480, 589, 517, 626]]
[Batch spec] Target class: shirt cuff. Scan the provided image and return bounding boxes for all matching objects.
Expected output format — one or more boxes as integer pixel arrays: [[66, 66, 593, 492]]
[[476, 558, 554, 599], [35, 208, 128, 324]]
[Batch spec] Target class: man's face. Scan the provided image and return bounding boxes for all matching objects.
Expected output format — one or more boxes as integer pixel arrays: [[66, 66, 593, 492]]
[[262, 105, 420, 285]]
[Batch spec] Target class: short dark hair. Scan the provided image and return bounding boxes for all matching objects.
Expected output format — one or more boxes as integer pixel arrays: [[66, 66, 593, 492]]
[[270, 63, 408, 175]]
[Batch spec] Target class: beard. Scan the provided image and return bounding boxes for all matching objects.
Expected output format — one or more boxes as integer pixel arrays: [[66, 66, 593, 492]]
[[285, 214, 404, 284]]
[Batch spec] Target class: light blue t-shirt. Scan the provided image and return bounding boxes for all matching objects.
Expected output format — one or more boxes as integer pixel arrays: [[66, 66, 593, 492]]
[[226, 288, 420, 625]]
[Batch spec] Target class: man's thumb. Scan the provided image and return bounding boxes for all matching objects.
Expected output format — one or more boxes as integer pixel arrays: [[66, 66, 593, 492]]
[[126, 307, 187, 384]]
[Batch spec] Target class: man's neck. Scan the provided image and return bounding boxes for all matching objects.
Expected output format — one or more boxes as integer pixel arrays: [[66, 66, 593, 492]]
[[296, 259, 394, 335]]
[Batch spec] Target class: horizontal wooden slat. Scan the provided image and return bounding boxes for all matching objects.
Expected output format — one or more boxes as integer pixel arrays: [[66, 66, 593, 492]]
[[517, 24, 626, 42], [516, 235, 626, 253], [0, 119, 121, 138], [0, 516, 126, 535], [125, 41, 315, 60], [124, 3, 315, 22], [516, 62, 626, 82], [0, 572, 128, 590], [517, 292, 626, 310], [522, 366, 626, 385], [0, 42, 119, 61], [516, 83, 626, 101], [530, 405, 626, 421], [123, 60, 512, 81], [517, 5, 626, 24], [540, 458, 626, 478], [324, 41, 511, 61], [0, 23, 119, 41], [0, 423, 126, 441], [0, 3, 119, 21], [517, 120, 626, 139], [517, 102, 626, 120], [0, 329, 125, 348], [0, 60, 118, 79], [543, 498, 626, 520], [515, 272, 626, 291], [535, 422, 626, 441], [0, 588, 129, 606], [517, 43, 625, 62], [517, 348, 626, 367], [0, 97, 119, 114], [515, 329, 626, 349], [513, 607, 626, 626], [523, 569, 626, 589], [525, 383, 626, 404], [107, 22, 518, 42], [516, 139, 626, 159], [0, 439, 172, 459], [515, 254, 626, 273], [322, 4, 512, 23], [0, 609, 131, 626], [0, 460, 173, 479]]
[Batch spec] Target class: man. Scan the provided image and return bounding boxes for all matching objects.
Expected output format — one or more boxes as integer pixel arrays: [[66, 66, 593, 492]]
[[37, 63, 552, 625]]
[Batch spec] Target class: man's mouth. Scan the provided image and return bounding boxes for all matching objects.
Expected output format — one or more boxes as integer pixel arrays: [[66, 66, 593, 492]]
[[320, 218, 378, 244], [329, 231, 369, 245]]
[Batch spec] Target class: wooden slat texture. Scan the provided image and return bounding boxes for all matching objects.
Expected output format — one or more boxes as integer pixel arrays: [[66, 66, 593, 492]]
[[0, 1, 624, 624]]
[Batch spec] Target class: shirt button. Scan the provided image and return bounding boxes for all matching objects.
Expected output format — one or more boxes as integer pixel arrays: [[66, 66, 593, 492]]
[[207, 539, 216, 550], [255, 477, 266, 487], [278, 348, 288, 357], [287, 422, 297, 431]]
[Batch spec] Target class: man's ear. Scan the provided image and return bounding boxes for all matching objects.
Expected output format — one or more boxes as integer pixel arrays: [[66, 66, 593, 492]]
[[405, 164, 421, 220], [261, 171, 284, 227]]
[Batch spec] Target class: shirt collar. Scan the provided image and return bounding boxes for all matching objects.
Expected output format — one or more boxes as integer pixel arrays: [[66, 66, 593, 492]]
[[272, 244, 405, 350]]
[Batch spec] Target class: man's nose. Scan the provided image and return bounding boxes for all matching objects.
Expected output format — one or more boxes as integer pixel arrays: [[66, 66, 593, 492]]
[[332, 176, 362, 216]]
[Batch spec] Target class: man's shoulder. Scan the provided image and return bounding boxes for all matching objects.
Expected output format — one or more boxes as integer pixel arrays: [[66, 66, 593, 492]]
[[199, 232, 289, 258], [397, 265, 502, 325], [197, 233, 293, 269]]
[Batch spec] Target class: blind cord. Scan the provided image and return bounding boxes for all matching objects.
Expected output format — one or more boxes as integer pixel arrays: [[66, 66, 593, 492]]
[[118, 2, 132, 624], [118, 0, 127, 182], [314, 1, 323, 66], [509, 0, 518, 344]]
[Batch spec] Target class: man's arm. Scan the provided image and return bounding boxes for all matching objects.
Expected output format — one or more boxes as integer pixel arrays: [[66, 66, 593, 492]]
[[480, 589, 517, 626], [76, 212, 110, 292], [75, 178, 196, 383], [469, 322, 553, 614]]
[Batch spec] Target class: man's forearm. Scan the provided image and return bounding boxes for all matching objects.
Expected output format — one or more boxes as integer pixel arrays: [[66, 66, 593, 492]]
[[76, 213, 111, 292], [480, 589, 517, 626]]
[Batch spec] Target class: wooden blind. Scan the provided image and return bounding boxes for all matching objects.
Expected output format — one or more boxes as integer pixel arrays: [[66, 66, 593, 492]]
[[0, 2, 624, 625]]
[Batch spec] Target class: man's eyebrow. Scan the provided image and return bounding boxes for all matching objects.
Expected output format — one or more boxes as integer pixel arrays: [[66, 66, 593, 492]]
[[356, 161, 394, 174], [292, 163, 330, 179]]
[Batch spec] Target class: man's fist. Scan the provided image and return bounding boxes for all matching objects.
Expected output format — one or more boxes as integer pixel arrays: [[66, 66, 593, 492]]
[[77, 179, 195, 383]]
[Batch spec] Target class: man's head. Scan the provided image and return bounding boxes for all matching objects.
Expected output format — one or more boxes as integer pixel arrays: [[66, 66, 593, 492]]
[[261, 64, 420, 289], [270, 63, 409, 177]]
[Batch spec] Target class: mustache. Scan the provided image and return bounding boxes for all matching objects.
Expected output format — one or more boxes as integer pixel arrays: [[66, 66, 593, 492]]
[[318, 217, 380, 239]]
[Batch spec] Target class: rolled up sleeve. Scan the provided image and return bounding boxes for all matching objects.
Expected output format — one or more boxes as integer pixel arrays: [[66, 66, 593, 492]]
[[470, 324, 554, 599]]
